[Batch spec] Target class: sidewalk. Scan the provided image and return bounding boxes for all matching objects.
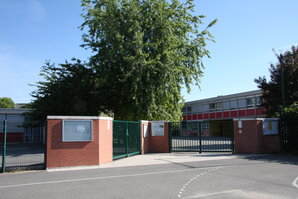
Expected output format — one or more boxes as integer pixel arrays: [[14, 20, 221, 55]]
[[98, 152, 262, 168]]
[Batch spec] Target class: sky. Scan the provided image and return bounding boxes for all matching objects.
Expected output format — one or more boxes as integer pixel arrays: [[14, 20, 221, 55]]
[[0, 0, 297, 103]]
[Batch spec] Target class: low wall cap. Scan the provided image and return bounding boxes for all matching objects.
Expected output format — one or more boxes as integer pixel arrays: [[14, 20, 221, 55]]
[[47, 116, 113, 120]]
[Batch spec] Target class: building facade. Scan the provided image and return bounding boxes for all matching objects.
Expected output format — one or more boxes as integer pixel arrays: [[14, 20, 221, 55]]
[[182, 90, 266, 121], [0, 108, 44, 143]]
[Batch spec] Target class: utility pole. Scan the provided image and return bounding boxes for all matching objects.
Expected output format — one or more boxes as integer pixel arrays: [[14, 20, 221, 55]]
[[278, 54, 286, 151]]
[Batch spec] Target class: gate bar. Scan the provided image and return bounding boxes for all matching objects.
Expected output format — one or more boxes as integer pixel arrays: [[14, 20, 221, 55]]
[[2, 120, 7, 173], [199, 122, 202, 154]]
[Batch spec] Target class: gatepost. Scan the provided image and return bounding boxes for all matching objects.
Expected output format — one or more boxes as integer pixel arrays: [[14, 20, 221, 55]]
[[46, 116, 113, 169]]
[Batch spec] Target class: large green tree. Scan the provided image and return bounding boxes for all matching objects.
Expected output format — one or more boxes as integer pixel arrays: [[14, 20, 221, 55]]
[[0, 97, 14, 108], [81, 0, 216, 121], [30, 59, 101, 120], [255, 46, 298, 116]]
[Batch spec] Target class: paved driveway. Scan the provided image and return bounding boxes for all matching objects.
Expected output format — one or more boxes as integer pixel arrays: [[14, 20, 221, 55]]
[[0, 153, 297, 199]]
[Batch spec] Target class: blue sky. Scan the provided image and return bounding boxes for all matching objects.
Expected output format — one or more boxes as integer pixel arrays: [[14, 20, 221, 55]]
[[0, 0, 297, 103]]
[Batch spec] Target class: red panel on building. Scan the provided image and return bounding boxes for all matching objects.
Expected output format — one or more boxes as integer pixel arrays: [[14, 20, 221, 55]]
[[187, 115, 191, 120], [230, 110, 238, 117], [247, 109, 256, 116], [238, 110, 246, 117], [210, 113, 215, 119], [182, 115, 186, 120], [216, 112, 223, 118], [192, 114, 197, 120], [256, 108, 266, 115], [223, 111, 230, 118], [0, 133, 23, 143], [198, 114, 203, 119], [203, 113, 209, 119]]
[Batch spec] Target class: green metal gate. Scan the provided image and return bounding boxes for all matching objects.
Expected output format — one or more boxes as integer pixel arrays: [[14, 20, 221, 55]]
[[169, 120, 234, 153], [113, 120, 140, 159]]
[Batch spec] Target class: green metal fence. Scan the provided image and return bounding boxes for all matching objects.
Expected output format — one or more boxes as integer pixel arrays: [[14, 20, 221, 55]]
[[1, 120, 45, 173], [169, 120, 234, 153], [113, 120, 140, 159]]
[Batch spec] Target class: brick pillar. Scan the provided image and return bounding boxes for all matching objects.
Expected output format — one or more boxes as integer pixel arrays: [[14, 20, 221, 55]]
[[234, 119, 280, 154], [98, 118, 113, 164], [140, 121, 150, 154], [149, 121, 169, 153], [46, 116, 113, 169]]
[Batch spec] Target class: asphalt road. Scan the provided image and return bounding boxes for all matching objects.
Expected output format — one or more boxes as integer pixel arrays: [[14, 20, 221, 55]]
[[0, 154, 298, 199]]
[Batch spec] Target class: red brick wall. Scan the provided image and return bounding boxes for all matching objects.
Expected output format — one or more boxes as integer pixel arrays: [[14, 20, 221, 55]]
[[140, 121, 170, 154], [234, 120, 280, 154], [46, 118, 113, 168], [149, 122, 169, 153]]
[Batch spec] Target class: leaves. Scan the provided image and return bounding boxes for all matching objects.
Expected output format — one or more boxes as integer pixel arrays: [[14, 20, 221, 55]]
[[30, 59, 101, 121], [31, 0, 216, 122], [80, 0, 216, 121], [255, 45, 298, 116], [0, 97, 14, 108]]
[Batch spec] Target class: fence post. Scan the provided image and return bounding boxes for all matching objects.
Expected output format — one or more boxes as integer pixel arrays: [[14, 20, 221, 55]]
[[125, 122, 128, 157], [43, 123, 47, 169], [199, 122, 202, 154], [168, 122, 172, 153], [2, 120, 7, 173], [230, 120, 235, 154], [139, 121, 142, 154]]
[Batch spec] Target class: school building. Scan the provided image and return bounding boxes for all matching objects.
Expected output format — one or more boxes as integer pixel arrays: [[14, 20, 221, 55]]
[[0, 108, 44, 143], [182, 90, 265, 121], [180, 90, 281, 154]]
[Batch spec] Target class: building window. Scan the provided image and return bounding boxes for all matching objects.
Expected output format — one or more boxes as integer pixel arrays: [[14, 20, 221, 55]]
[[198, 105, 204, 113], [216, 102, 222, 110], [256, 96, 262, 106], [246, 97, 254, 108], [223, 101, 230, 110], [186, 107, 192, 112], [230, 99, 237, 110], [209, 103, 215, 111]]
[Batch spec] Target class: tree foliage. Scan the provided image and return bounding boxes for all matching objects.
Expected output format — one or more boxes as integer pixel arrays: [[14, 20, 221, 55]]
[[30, 59, 100, 121], [80, 0, 216, 121], [284, 101, 298, 153], [0, 97, 14, 108], [284, 101, 298, 120], [255, 46, 298, 116]]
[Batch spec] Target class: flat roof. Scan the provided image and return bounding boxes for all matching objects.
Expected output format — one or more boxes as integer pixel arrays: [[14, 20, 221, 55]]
[[185, 90, 262, 105], [0, 108, 31, 115]]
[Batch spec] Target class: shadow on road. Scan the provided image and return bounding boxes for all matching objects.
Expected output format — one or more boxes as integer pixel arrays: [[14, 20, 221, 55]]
[[240, 154, 298, 165]]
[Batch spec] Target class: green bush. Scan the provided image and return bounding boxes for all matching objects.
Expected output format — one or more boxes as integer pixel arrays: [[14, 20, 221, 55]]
[[284, 102, 298, 153]]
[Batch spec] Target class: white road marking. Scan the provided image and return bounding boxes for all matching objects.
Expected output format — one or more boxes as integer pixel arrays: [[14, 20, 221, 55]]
[[177, 167, 222, 198], [185, 189, 286, 199], [292, 176, 298, 189], [0, 166, 224, 189]]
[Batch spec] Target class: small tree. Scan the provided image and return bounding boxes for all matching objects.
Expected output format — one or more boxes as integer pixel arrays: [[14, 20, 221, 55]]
[[0, 97, 14, 108], [255, 46, 298, 116], [81, 0, 217, 121]]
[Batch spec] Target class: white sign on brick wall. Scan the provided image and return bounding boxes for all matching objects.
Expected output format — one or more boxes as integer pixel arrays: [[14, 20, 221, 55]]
[[151, 122, 164, 136], [143, 124, 149, 137], [62, 120, 92, 142]]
